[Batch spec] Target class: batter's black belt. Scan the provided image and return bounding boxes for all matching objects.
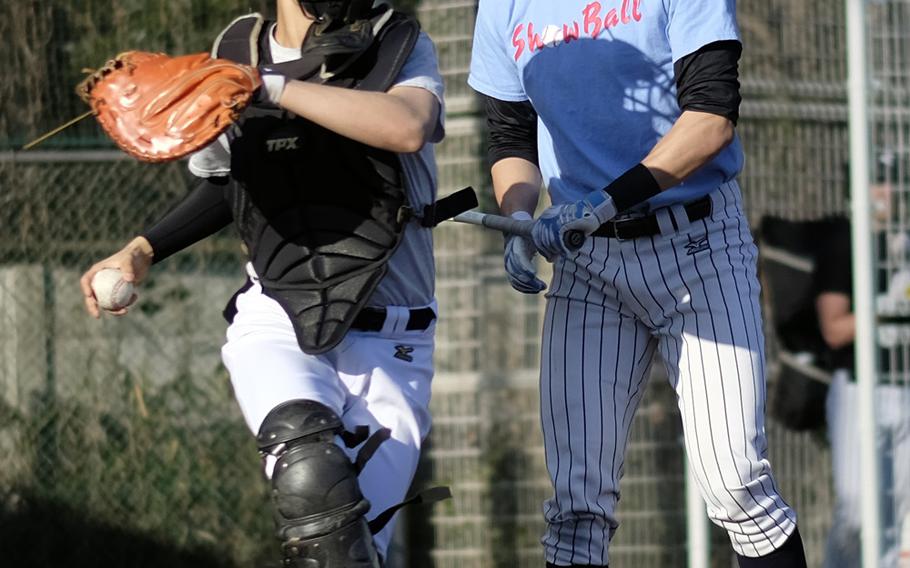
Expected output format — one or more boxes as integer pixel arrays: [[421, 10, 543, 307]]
[[351, 306, 436, 332], [591, 195, 713, 239]]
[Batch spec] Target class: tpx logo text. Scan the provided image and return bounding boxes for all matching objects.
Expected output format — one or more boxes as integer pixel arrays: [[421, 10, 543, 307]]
[[266, 137, 300, 152]]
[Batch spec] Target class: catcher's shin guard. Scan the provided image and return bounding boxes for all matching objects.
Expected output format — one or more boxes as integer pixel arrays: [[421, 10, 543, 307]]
[[258, 400, 384, 568]]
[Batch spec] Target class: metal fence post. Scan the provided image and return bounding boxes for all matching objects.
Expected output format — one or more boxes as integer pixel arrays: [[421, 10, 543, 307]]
[[686, 460, 709, 568], [846, 0, 883, 566]]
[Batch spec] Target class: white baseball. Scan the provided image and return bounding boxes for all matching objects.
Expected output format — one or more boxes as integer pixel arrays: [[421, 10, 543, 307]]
[[91, 268, 135, 311]]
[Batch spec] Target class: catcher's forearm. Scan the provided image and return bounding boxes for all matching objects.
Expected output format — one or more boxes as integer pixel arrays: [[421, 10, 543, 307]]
[[142, 176, 233, 264], [277, 81, 439, 153], [491, 157, 543, 216]]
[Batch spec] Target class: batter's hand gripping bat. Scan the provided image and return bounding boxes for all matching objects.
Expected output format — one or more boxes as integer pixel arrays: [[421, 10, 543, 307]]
[[449, 187, 586, 251]]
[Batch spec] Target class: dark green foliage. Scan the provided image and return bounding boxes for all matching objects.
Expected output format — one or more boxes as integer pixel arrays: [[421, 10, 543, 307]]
[[8, 370, 275, 566]]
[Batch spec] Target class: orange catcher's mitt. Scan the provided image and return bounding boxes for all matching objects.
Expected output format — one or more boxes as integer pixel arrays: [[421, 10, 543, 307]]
[[77, 51, 261, 162]]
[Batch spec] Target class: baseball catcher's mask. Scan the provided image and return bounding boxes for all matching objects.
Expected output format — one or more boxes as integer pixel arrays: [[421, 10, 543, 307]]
[[299, 0, 374, 25], [297, 0, 395, 77]]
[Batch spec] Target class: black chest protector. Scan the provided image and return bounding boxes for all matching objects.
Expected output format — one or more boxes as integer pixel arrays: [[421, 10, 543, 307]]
[[215, 8, 420, 355]]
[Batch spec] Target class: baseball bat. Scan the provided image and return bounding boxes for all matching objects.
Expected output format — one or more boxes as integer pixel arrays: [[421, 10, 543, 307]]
[[451, 210, 586, 251]]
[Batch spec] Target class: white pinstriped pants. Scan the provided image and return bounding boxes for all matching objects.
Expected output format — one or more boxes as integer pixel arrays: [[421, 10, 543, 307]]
[[540, 182, 798, 566]]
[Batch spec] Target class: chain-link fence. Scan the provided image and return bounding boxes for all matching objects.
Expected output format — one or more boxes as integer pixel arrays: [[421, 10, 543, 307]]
[[2, 1, 908, 567], [865, 1, 910, 565]]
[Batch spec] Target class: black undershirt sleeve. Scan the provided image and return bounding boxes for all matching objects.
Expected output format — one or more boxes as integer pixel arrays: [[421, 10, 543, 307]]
[[813, 221, 853, 297], [482, 94, 539, 167], [674, 40, 743, 125], [141, 176, 233, 264]]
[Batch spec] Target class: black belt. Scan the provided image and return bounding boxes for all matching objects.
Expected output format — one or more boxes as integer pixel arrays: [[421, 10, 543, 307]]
[[351, 307, 436, 332], [591, 196, 713, 239], [223, 278, 255, 324]]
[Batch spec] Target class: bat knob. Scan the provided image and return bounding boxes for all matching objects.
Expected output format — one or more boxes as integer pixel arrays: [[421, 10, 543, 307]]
[[564, 230, 586, 251]]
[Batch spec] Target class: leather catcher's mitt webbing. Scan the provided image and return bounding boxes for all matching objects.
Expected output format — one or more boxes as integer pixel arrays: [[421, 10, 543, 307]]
[[76, 51, 261, 162]]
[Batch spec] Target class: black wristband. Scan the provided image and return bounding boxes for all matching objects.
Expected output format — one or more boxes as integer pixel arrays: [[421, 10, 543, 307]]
[[601, 163, 661, 213]]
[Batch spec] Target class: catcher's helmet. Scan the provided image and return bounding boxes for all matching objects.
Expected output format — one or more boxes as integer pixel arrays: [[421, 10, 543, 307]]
[[299, 0, 375, 24]]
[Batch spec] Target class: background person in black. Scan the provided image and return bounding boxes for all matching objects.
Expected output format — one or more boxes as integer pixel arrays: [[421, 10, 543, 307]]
[[815, 169, 910, 568]]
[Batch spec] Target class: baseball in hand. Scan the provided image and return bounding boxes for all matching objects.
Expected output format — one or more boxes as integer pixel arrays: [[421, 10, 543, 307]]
[[91, 268, 135, 311]]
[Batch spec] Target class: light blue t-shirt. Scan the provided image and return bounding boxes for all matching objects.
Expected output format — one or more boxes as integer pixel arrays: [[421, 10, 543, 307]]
[[468, 0, 744, 211]]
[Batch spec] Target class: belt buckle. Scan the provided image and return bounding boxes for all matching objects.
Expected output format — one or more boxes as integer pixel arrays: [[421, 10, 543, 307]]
[[611, 217, 636, 242]]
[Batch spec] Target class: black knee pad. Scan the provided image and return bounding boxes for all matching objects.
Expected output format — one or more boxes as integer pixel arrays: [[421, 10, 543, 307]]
[[258, 400, 380, 568]]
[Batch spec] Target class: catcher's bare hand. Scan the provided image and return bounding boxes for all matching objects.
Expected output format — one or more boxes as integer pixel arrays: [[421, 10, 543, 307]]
[[80, 236, 153, 318]]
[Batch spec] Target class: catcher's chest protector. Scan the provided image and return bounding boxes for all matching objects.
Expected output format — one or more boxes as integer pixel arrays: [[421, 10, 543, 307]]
[[216, 9, 420, 355]]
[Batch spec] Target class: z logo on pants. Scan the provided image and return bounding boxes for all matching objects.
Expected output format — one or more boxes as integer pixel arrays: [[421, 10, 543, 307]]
[[685, 235, 710, 256], [394, 345, 414, 363]]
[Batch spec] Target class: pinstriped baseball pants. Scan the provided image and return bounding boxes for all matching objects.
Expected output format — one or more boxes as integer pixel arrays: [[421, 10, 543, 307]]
[[540, 182, 798, 566]]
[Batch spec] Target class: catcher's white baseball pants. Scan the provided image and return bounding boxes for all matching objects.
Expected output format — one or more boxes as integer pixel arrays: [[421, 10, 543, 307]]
[[540, 182, 798, 566], [220, 270, 436, 554]]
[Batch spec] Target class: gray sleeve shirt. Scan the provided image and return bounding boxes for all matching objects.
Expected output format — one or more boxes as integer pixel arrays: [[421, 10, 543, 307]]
[[370, 31, 445, 309]]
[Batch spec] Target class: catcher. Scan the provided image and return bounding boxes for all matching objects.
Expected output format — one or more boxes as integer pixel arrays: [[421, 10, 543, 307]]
[[79, 1, 447, 566]]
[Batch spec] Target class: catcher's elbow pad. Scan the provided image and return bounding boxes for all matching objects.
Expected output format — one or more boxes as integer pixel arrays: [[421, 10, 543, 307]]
[[258, 400, 385, 568]]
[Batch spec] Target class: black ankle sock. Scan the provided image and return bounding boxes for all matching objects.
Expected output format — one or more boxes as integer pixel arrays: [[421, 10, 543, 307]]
[[736, 526, 807, 568], [546, 563, 608, 568]]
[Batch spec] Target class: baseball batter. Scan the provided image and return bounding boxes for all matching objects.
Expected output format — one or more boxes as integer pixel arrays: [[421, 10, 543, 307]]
[[80, 1, 447, 566], [469, 1, 807, 566]]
